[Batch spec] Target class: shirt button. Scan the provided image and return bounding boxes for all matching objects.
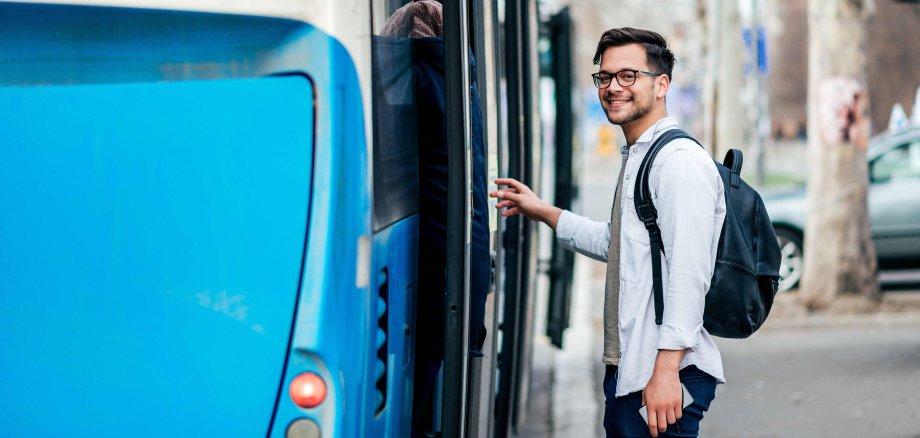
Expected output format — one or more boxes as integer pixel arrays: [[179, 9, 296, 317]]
[[631, 147, 639, 154], [625, 174, 630, 180]]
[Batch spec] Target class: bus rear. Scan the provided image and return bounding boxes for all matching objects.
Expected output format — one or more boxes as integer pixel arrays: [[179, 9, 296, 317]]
[[0, 2, 379, 436]]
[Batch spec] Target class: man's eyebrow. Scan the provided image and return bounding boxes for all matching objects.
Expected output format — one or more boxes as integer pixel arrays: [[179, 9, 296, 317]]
[[596, 69, 638, 75]]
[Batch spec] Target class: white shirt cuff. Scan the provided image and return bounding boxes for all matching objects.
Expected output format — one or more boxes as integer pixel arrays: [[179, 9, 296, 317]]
[[656, 323, 700, 351]]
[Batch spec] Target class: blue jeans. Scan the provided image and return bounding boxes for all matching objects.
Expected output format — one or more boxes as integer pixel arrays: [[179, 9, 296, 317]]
[[603, 365, 717, 438]]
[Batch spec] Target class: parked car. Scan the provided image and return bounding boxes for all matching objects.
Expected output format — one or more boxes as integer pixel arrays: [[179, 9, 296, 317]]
[[764, 127, 920, 292]]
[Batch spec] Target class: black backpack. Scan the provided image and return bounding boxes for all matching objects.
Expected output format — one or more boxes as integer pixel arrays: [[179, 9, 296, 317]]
[[634, 129, 781, 338]]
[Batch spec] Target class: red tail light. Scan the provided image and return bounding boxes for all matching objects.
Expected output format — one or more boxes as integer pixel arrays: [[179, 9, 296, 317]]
[[289, 372, 326, 409]]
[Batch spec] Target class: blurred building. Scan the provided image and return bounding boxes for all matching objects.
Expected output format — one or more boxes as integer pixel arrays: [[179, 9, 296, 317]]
[[544, 0, 705, 152], [769, 0, 920, 139]]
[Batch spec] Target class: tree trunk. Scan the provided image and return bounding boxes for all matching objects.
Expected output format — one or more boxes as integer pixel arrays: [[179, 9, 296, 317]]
[[801, 0, 880, 309]]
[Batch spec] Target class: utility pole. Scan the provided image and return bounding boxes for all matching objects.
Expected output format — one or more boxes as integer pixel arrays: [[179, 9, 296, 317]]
[[714, 0, 745, 160], [701, 0, 720, 155], [740, 0, 769, 186]]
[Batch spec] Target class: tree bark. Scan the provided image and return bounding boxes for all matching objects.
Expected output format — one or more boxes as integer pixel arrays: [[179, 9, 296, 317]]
[[802, 0, 880, 309]]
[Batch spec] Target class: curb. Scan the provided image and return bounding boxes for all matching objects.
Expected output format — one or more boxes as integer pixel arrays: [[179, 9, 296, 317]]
[[761, 311, 920, 331]]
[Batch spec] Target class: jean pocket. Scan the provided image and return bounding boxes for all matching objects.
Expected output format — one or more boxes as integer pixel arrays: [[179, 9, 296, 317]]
[[662, 422, 698, 438], [662, 405, 704, 437]]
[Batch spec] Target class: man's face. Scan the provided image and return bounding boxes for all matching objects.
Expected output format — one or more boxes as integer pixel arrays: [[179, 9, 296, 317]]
[[596, 44, 660, 127]]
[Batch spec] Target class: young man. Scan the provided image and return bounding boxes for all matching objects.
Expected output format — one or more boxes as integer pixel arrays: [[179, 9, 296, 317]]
[[491, 28, 725, 438]]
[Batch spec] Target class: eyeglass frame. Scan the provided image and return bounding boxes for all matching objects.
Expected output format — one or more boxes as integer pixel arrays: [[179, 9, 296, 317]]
[[591, 69, 663, 89]]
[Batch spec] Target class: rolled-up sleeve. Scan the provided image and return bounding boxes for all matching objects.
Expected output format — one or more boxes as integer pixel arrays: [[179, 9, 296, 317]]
[[555, 210, 610, 263], [652, 147, 720, 351]]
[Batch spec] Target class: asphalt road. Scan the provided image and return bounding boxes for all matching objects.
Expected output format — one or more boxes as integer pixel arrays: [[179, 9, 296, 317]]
[[702, 325, 920, 438]]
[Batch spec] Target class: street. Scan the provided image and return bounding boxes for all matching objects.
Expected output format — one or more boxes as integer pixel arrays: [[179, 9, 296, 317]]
[[703, 323, 920, 437]]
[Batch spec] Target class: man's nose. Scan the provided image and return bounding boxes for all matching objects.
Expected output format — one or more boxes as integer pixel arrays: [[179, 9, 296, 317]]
[[604, 84, 623, 97], [604, 80, 624, 94]]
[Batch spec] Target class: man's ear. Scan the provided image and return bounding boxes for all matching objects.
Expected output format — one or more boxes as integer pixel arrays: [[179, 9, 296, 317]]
[[656, 74, 670, 99]]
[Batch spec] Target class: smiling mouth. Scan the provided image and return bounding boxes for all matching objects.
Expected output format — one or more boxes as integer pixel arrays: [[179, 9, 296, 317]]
[[608, 99, 631, 107]]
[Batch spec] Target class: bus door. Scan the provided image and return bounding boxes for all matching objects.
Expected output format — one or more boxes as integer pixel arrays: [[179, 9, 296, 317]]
[[465, 0, 502, 435], [368, 1, 475, 436], [544, 7, 578, 349], [441, 1, 474, 437], [494, 0, 541, 436]]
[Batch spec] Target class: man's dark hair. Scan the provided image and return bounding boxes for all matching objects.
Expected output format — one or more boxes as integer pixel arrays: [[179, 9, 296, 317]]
[[593, 27, 675, 81]]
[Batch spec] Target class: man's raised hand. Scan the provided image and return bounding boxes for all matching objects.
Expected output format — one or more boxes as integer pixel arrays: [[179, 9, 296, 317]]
[[490, 178, 562, 229]]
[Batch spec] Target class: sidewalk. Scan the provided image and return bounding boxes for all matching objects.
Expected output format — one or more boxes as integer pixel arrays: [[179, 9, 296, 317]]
[[763, 288, 920, 330], [520, 253, 605, 438]]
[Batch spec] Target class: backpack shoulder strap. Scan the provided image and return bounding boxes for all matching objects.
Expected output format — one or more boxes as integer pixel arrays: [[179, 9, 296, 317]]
[[632, 128, 700, 325], [634, 129, 701, 217]]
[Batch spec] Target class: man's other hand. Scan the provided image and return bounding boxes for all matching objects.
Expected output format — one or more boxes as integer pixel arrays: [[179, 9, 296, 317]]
[[490, 178, 562, 229], [641, 350, 685, 437]]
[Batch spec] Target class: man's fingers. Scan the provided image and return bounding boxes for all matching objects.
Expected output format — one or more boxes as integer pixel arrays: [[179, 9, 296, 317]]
[[500, 207, 520, 217], [493, 177, 520, 187], [492, 190, 522, 204], [489, 188, 519, 198], [495, 200, 516, 209], [658, 409, 669, 433], [646, 406, 673, 436], [656, 409, 668, 434], [493, 178, 530, 194], [647, 410, 659, 437], [666, 408, 677, 426]]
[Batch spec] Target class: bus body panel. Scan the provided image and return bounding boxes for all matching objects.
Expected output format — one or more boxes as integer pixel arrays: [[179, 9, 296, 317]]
[[269, 22, 374, 438], [367, 216, 419, 437]]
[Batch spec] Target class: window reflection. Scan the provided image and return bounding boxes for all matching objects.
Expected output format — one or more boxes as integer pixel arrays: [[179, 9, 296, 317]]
[[872, 141, 920, 182], [370, 1, 422, 230]]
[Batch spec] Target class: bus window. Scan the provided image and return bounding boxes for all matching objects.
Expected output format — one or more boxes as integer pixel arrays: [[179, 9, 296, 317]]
[[370, 0, 426, 231]]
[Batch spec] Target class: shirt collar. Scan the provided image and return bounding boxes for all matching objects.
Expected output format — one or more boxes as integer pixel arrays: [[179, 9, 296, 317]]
[[630, 117, 678, 147]]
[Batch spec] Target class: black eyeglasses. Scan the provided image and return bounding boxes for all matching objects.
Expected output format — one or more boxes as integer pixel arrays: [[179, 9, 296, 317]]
[[592, 69, 662, 89]]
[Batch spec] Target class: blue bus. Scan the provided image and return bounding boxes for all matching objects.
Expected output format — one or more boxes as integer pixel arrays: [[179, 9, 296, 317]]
[[0, 1, 577, 436]]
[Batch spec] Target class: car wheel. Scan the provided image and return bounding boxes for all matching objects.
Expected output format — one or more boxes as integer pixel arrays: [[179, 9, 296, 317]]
[[775, 227, 804, 292]]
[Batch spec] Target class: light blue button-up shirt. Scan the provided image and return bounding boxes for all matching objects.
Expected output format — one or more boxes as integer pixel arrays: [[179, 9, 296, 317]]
[[556, 117, 726, 397]]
